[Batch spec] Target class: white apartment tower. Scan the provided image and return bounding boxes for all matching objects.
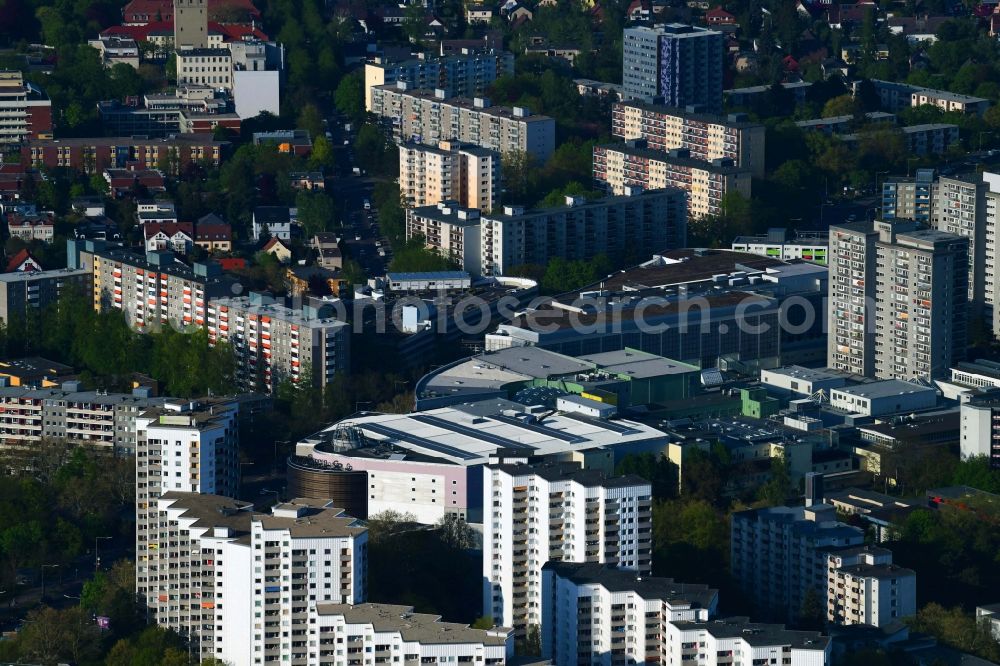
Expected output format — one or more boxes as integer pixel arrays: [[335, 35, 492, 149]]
[[142, 493, 368, 665], [483, 461, 652, 639], [398, 140, 500, 212], [731, 504, 864, 623], [135, 399, 240, 604], [826, 546, 916, 628], [984, 172, 1000, 334], [251, 500, 369, 665], [541, 562, 718, 666]]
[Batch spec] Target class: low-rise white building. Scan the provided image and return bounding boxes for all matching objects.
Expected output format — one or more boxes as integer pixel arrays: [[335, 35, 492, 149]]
[[760, 366, 848, 397], [541, 562, 718, 665], [312, 603, 514, 665], [828, 380, 938, 417], [663, 617, 831, 666]]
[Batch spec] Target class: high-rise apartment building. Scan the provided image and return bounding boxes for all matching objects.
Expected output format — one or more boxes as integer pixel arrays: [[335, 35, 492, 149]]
[[173, 0, 208, 49], [0, 71, 52, 144], [398, 140, 500, 212], [873, 225, 968, 381], [882, 170, 936, 223], [312, 604, 513, 665], [141, 493, 368, 664], [70, 240, 233, 331], [363, 51, 514, 111], [540, 562, 718, 665], [594, 141, 751, 218], [984, 172, 1000, 334], [0, 268, 91, 325], [135, 400, 240, 607], [406, 188, 686, 276], [731, 504, 864, 623], [663, 618, 831, 665], [206, 294, 350, 391], [933, 174, 987, 308], [828, 220, 968, 381], [826, 546, 916, 628], [370, 84, 556, 162], [250, 500, 368, 664], [611, 101, 766, 176], [483, 460, 652, 638], [622, 24, 723, 113]]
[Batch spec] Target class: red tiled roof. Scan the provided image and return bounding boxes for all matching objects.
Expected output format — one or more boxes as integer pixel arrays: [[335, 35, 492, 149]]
[[5, 249, 40, 273], [122, 0, 260, 24], [104, 19, 267, 41], [144, 221, 194, 239], [217, 257, 246, 270], [195, 222, 232, 241]]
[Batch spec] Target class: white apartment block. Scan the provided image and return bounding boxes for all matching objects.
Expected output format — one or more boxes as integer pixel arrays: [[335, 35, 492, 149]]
[[406, 188, 687, 276], [363, 51, 514, 111], [984, 172, 1000, 334], [611, 102, 766, 177], [541, 562, 718, 666], [483, 461, 652, 639], [142, 493, 368, 665], [827, 546, 916, 628], [933, 174, 987, 309], [593, 142, 751, 219], [0, 382, 164, 455], [251, 501, 369, 665], [207, 294, 351, 391], [663, 617, 831, 666], [176, 48, 234, 91], [312, 603, 514, 666], [399, 140, 500, 212], [370, 84, 556, 162], [405, 203, 483, 273], [731, 504, 864, 624], [72, 240, 232, 331], [135, 400, 241, 630], [0, 70, 52, 144], [874, 225, 968, 381], [959, 395, 1000, 467]]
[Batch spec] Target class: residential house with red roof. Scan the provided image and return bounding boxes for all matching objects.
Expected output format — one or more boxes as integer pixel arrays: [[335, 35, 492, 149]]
[[144, 221, 195, 253], [7, 212, 54, 243], [194, 213, 232, 252], [5, 249, 42, 273], [705, 6, 737, 26], [122, 0, 260, 25]]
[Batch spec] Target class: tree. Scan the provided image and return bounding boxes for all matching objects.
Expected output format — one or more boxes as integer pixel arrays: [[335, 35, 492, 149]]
[[822, 94, 858, 118], [366, 510, 418, 544], [296, 190, 335, 238], [297, 103, 324, 139], [907, 604, 1000, 662], [471, 616, 494, 629], [501, 150, 534, 203], [518, 625, 541, 656], [436, 514, 475, 549], [355, 124, 393, 177], [798, 587, 825, 629], [309, 135, 335, 170], [758, 459, 794, 506], [334, 71, 365, 123], [18, 606, 101, 665]]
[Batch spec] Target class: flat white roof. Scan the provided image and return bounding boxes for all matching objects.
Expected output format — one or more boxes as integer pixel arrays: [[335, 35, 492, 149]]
[[319, 401, 666, 466], [832, 379, 936, 400]]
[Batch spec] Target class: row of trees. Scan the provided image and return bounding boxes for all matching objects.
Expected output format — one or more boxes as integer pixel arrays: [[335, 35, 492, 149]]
[[0, 289, 234, 397]]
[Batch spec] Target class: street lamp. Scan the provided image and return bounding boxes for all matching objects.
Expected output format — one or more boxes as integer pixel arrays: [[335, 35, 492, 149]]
[[95, 536, 112, 571], [40, 564, 59, 601], [874, 170, 889, 196]]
